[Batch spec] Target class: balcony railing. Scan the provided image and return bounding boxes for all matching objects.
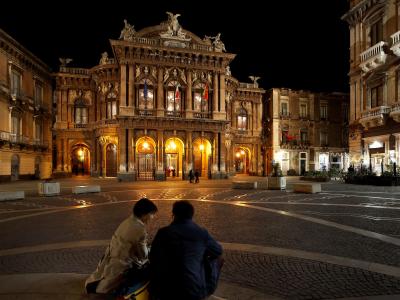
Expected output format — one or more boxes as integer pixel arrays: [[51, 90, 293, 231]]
[[0, 131, 48, 149], [360, 41, 387, 72], [193, 111, 211, 119], [74, 123, 89, 128], [59, 66, 90, 75], [391, 30, 400, 57], [360, 106, 390, 129], [165, 110, 182, 118], [236, 129, 248, 135], [279, 112, 291, 119], [137, 109, 155, 116]]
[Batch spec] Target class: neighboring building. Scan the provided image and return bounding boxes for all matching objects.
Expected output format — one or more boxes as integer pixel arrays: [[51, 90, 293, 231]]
[[0, 29, 52, 181], [342, 0, 400, 174], [266, 88, 349, 175], [53, 13, 265, 181]]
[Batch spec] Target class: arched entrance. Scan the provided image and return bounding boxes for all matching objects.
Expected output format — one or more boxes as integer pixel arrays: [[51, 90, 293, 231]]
[[165, 137, 185, 178], [71, 144, 90, 175], [105, 143, 117, 177], [234, 146, 251, 174], [193, 138, 211, 177], [34, 156, 41, 179], [11, 154, 19, 181], [136, 136, 156, 180]]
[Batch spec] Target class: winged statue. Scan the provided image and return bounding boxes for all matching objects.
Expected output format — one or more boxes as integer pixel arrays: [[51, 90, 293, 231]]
[[249, 76, 261, 88]]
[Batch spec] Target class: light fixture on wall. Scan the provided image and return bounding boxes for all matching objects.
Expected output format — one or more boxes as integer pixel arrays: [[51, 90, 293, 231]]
[[78, 148, 84, 161]]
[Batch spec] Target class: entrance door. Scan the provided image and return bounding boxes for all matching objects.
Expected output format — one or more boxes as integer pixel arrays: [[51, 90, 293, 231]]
[[300, 152, 307, 175], [11, 155, 19, 181], [106, 144, 117, 177], [166, 153, 178, 177], [281, 152, 289, 174], [138, 153, 155, 180], [34, 156, 41, 179]]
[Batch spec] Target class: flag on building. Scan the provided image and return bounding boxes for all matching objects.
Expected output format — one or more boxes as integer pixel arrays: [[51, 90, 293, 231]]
[[202, 83, 209, 101], [143, 80, 148, 99], [175, 84, 180, 100]]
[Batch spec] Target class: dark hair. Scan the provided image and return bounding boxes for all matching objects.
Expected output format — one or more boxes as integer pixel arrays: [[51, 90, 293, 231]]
[[172, 200, 194, 220], [133, 198, 158, 218]]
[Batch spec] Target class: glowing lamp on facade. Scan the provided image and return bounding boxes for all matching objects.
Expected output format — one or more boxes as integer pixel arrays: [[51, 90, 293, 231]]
[[170, 140, 177, 150], [236, 152, 241, 158], [78, 148, 84, 161], [369, 141, 383, 149], [199, 144, 205, 151], [240, 149, 245, 155], [143, 141, 150, 150]]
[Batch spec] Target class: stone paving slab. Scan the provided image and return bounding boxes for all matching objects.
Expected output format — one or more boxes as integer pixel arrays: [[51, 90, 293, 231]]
[[1, 247, 400, 299]]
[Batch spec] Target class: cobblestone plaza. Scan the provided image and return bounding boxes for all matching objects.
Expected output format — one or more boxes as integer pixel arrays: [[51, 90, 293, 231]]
[[0, 178, 400, 299]]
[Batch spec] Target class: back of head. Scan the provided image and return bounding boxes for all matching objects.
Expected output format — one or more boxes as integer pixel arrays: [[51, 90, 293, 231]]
[[133, 198, 158, 218], [172, 200, 194, 221]]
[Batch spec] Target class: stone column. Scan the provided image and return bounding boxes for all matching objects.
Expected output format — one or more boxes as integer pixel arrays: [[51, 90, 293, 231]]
[[96, 140, 102, 176], [220, 132, 227, 177], [186, 131, 193, 172], [63, 138, 69, 172], [219, 73, 226, 112], [186, 70, 192, 118], [61, 90, 68, 122], [128, 129, 135, 172], [155, 130, 165, 180], [117, 127, 135, 181], [213, 73, 218, 115], [211, 132, 219, 178], [157, 68, 164, 117], [120, 65, 127, 107], [56, 137, 63, 171], [128, 64, 135, 110], [258, 103, 263, 131]]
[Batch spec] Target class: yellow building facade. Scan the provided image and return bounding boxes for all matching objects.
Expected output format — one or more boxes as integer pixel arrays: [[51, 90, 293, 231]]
[[52, 13, 265, 180], [343, 0, 400, 174], [0, 29, 52, 181]]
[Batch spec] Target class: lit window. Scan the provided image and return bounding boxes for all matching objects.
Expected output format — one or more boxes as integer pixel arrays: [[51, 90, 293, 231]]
[[237, 107, 247, 131], [320, 104, 328, 119], [300, 103, 307, 118], [166, 80, 182, 114], [74, 99, 88, 124], [138, 79, 154, 110], [280, 102, 288, 116]]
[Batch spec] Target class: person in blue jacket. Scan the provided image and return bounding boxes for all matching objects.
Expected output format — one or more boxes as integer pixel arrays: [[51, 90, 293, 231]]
[[149, 200, 223, 300]]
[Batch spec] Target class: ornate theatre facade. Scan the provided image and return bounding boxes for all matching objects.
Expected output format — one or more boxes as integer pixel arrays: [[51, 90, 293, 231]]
[[53, 13, 265, 180]]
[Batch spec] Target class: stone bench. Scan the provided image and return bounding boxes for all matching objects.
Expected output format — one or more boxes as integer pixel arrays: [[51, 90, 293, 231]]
[[293, 183, 321, 193], [38, 182, 60, 196], [255, 180, 269, 190], [72, 185, 101, 194], [232, 181, 257, 189], [0, 191, 25, 201]]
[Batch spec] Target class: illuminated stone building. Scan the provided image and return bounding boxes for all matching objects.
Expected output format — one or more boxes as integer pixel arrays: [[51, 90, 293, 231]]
[[53, 13, 265, 180], [343, 0, 400, 174], [266, 88, 349, 175], [0, 29, 52, 181]]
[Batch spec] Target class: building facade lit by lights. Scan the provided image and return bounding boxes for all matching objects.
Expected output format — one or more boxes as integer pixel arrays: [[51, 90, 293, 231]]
[[52, 13, 266, 180], [0, 29, 52, 181], [266, 88, 349, 175], [343, 0, 400, 174]]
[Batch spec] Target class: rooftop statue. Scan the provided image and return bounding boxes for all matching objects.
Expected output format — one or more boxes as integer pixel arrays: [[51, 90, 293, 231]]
[[119, 19, 136, 41], [249, 76, 261, 88], [99, 52, 109, 65], [225, 66, 232, 76], [206, 33, 226, 52], [59, 58, 73, 67], [160, 12, 191, 42]]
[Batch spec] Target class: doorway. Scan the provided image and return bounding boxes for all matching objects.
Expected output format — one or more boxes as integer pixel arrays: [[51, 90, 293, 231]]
[[299, 152, 307, 175], [193, 138, 211, 177], [11, 154, 19, 181], [71, 145, 90, 175], [136, 137, 156, 180], [106, 144, 117, 177]]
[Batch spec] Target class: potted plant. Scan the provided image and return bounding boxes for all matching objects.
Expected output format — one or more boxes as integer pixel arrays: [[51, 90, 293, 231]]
[[268, 163, 286, 190]]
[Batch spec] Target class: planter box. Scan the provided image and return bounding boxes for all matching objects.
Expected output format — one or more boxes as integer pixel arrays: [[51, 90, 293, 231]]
[[268, 177, 286, 190], [0, 191, 25, 201], [232, 181, 256, 189], [38, 182, 60, 196], [72, 185, 101, 194], [293, 183, 321, 193]]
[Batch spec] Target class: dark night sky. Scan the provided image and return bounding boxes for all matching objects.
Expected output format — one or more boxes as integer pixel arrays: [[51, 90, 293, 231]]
[[0, 1, 349, 93]]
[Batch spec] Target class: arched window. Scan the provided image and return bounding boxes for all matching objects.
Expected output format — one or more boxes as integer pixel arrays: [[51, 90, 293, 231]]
[[237, 107, 247, 131], [74, 99, 88, 125], [166, 80, 183, 116], [138, 79, 154, 114], [192, 81, 209, 118], [106, 92, 117, 119]]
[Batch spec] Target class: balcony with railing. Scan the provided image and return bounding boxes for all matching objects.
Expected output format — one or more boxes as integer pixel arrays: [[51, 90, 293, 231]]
[[59, 66, 90, 76], [389, 102, 400, 122], [359, 105, 390, 128], [279, 112, 291, 119], [360, 41, 388, 72], [165, 110, 182, 118], [73, 123, 89, 129], [137, 109, 156, 117], [391, 31, 400, 57], [193, 111, 211, 119], [0, 131, 48, 150]]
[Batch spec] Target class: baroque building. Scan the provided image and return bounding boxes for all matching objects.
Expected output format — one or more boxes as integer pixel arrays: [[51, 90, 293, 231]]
[[266, 88, 349, 175], [343, 0, 400, 174], [0, 29, 52, 181], [53, 13, 265, 181]]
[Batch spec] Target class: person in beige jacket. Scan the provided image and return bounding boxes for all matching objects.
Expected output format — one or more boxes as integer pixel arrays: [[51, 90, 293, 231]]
[[85, 198, 158, 294]]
